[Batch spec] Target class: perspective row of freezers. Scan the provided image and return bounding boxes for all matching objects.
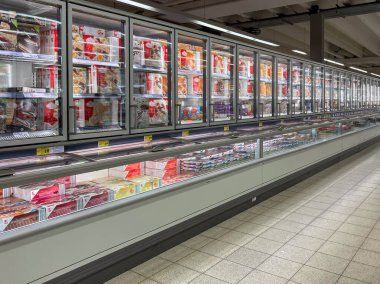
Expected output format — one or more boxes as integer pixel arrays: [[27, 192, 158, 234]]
[[0, 0, 379, 146]]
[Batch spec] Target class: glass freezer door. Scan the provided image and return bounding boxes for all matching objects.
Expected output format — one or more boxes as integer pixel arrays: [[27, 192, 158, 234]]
[[314, 66, 323, 112], [211, 41, 235, 123], [277, 58, 290, 116], [291, 61, 302, 115], [332, 71, 339, 111], [304, 64, 312, 113], [131, 23, 172, 131], [238, 48, 255, 120], [325, 69, 332, 111], [346, 75, 352, 109], [176, 33, 207, 126], [259, 54, 273, 117], [0, 0, 63, 143], [70, 8, 126, 135], [339, 73, 346, 110]]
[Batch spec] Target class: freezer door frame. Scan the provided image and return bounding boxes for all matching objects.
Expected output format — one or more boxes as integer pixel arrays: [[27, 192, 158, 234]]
[[68, 3, 129, 140], [258, 51, 275, 119], [174, 29, 209, 129], [324, 68, 333, 112], [0, 0, 68, 148], [129, 18, 175, 134], [236, 45, 257, 122], [313, 65, 324, 114], [303, 63, 313, 114], [275, 56, 291, 117], [209, 38, 237, 126], [290, 60, 303, 117]]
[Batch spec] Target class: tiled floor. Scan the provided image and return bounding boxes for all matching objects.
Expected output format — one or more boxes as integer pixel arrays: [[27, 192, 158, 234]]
[[106, 142, 380, 284]]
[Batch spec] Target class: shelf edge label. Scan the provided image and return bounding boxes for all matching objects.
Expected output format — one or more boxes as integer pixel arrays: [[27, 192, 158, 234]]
[[182, 130, 189, 137], [36, 146, 64, 156], [224, 126, 229, 132], [144, 135, 153, 142], [98, 140, 109, 148]]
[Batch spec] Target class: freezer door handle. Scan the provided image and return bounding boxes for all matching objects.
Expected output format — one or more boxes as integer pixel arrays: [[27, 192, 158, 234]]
[[0, 169, 15, 177], [69, 106, 76, 134], [259, 102, 264, 118]]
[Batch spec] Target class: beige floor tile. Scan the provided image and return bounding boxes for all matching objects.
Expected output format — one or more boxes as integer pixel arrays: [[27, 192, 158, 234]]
[[105, 271, 145, 284], [285, 213, 315, 225], [295, 206, 323, 217], [178, 251, 221, 273], [321, 211, 349, 222], [249, 215, 281, 227], [345, 215, 377, 228], [300, 225, 335, 240], [232, 211, 257, 221], [244, 236, 283, 254], [159, 245, 195, 262], [201, 226, 231, 239], [343, 261, 380, 283], [239, 270, 288, 284], [287, 234, 325, 251], [291, 265, 339, 284], [226, 247, 270, 268], [353, 249, 380, 268], [259, 228, 295, 243], [336, 276, 367, 284], [329, 231, 365, 247], [218, 230, 255, 246], [199, 240, 239, 258], [261, 208, 289, 219], [318, 241, 359, 260], [338, 223, 372, 237], [304, 201, 331, 210], [246, 205, 268, 215], [234, 222, 269, 236], [151, 263, 200, 284], [306, 252, 349, 274], [205, 260, 252, 284], [328, 204, 356, 215], [362, 238, 380, 253], [132, 257, 171, 278], [139, 279, 159, 284], [272, 219, 306, 233], [310, 217, 342, 230], [218, 218, 244, 230], [274, 243, 314, 264], [257, 256, 302, 279], [182, 235, 213, 250], [368, 228, 380, 241], [190, 274, 228, 284]]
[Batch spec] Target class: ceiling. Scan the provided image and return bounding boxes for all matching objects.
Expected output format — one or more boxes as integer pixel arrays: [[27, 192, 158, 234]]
[[88, 0, 380, 74], [149, 0, 380, 74]]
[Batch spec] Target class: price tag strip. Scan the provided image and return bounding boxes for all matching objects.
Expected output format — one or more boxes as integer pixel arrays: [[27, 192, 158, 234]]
[[36, 146, 64, 156]]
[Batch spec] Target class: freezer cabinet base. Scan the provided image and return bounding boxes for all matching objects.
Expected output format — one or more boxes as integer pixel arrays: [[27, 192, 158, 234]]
[[47, 130, 380, 284]]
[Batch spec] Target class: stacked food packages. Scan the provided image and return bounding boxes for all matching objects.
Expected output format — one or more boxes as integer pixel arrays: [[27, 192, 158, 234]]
[[178, 43, 203, 72], [212, 51, 231, 76], [260, 63, 272, 115], [238, 56, 254, 79], [133, 38, 168, 70], [0, 11, 61, 135]]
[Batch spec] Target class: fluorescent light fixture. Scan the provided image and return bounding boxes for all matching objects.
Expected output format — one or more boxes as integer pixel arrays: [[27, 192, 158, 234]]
[[324, 58, 344, 66], [115, 0, 154, 10], [370, 73, 380, 78], [194, 20, 279, 47], [349, 66, 368, 73], [292, 49, 307, 55]]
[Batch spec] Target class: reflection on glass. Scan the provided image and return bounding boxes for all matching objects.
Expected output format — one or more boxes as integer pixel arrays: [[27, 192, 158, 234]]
[[292, 61, 302, 115], [314, 66, 323, 112], [325, 69, 332, 111], [211, 42, 235, 122], [238, 49, 254, 120], [277, 58, 289, 116], [71, 11, 125, 133], [305, 64, 312, 113], [332, 71, 339, 111], [339, 74, 346, 110], [259, 54, 273, 117], [352, 76, 360, 109], [176, 34, 206, 125], [346, 75, 352, 109], [0, 0, 62, 142], [132, 24, 171, 130]]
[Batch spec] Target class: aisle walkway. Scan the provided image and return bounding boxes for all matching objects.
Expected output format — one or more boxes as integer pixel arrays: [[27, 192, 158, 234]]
[[107, 142, 380, 284]]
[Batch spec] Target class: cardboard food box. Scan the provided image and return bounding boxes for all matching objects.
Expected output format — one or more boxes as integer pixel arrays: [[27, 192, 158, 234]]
[[0, 203, 42, 232], [93, 177, 138, 200], [0, 12, 18, 51], [127, 175, 162, 193], [83, 35, 109, 62], [143, 40, 163, 68], [38, 195, 80, 220], [109, 163, 143, 179], [13, 182, 65, 202], [72, 33, 84, 59], [143, 168, 178, 180], [145, 158, 179, 170], [73, 67, 87, 94], [177, 75, 187, 96], [66, 182, 111, 209]]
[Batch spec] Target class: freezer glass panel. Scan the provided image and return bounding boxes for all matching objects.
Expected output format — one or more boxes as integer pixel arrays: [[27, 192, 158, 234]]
[[314, 66, 323, 112], [358, 78, 363, 108], [211, 42, 235, 122], [259, 54, 273, 117], [352, 76, 359, 109], [291, 61, 302, 115], [277, 58, 289, 116], [346, 75, 352, 109], [132, 24, 172, 130], [325, 69, 332, 111], [304, 64, 312, 113], [238, 48, 254, 120], [177, 34, 206, 125], [0, 0, 62, 142], [377, 82, 380, 106], [339, 73, 346, 110], [71, 10, 125, 134], [332, 71, 339, 111], [371, 81, 376, 107]]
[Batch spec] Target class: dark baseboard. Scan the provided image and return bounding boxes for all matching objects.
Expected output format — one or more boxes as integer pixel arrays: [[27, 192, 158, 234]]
[[47, 136, 380, 284]]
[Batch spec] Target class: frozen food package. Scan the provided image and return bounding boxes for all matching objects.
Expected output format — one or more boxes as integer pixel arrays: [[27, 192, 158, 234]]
[[143, 40, 163, 68], [0, 188, 12, 199], [53, 176, 76, 188], [38, 99, 59, 131], [12, 99, 38, 131], [65, 182, 111, 209], [213, 79, 229, 97], [181, 106, 203, 122], [93, 177, 138, 200], [97, 67, 122, 94], [145, 73, 163, 95], [72, 33, 84, 59], [83, 35, 110, 62], [0, 11, 17, 51], [13, 182, 65, 202], [73, 67, 87, 94], [148, 98, 168, 125], [212, 53, 224, 74], [41, 25, 58, 56], [178, 75, 187, 96], [133, 39, 144, 66], [16, 23, 40, 54], [145, 158, 179, 170], [0, 203, 42, 232], [79, 25, 105, 37], [108, 36, 120, 63], [188, 76, 203, 96], [39, 196, 80, 220], [0, 196, 27, 207], [144, 168, 178, 180], [127, 175, 162, 193], [110, 163, 143, 179]]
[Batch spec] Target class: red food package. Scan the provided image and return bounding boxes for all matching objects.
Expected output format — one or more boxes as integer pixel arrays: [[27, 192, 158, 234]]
[[0, 203, 41, 232], [39, 195, 80, 219], [145, 158, 178, 170], [192, 76, 203, 96], [42, 100, 58, 130], [13, 182, 65, 202]]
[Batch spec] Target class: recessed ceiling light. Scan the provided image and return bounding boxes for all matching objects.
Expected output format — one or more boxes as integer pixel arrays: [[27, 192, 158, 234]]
[[324, 58, 344, 66], [349, 66, 368, 73], [115, 0, 155, 10], [292, 50, 307, 55]]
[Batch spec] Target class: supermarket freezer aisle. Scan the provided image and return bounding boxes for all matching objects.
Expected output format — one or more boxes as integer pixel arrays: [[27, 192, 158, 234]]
[[106, 141, 380, 284]]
